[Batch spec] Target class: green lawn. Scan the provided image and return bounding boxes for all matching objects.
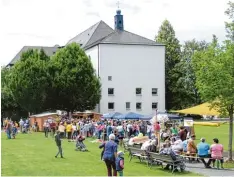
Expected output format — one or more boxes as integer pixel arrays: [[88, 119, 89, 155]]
[[194, 123, 233, 151], [1, 133, 196, 176]]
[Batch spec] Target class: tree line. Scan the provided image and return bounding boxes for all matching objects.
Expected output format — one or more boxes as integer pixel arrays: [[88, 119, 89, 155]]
[[156, 1, 233, 161], [1, 43, 102, 118]]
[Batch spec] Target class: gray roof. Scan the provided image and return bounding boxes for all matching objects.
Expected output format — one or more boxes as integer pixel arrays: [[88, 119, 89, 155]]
[[8, 46, 59, 66], [67, 20, 113, 47], [100, 30, 159, 45], [67, 20, 163, 50]]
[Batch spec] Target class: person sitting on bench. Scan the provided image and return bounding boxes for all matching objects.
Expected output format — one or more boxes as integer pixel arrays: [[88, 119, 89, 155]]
[[197, 138, 211, 168], [187, 135, 197, 156], [206, 138, 224, 169], [159, 143, 180, 172]]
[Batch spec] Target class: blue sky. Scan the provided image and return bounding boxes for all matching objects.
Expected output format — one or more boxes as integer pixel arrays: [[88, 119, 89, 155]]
[[0, 0, 231, 66]]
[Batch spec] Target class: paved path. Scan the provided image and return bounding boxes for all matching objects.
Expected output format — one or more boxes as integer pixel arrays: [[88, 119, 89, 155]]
[[186, 162, 234, 176]]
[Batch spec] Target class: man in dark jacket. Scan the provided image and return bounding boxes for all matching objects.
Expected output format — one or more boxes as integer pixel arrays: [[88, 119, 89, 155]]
[[55, 130, 64, 158]]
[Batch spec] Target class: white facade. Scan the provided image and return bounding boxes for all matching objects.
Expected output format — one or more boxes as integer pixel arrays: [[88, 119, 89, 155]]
[[85, 44, 165, 115]]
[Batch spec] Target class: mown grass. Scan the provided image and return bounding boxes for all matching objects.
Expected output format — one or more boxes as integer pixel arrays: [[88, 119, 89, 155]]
[[1, 133, 196, 176], [194, 124, 233, 151]]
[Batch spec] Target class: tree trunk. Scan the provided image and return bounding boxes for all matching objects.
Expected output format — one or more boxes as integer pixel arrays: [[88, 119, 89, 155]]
[[227, 105, 233, 161]]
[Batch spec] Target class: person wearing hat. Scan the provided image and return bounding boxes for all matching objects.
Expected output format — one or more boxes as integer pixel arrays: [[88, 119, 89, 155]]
[[197, 138, 210, 167], [116, 151, 124, 176]]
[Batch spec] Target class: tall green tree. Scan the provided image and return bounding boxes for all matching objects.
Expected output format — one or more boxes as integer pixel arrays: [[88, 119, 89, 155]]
[[177, 39, 208, 108], [155, 20, 182, 109], [225, 1, 234, 41], [48, 43, 101, 112], [192, 40, 234, 161], [7, 49, 50, 114], [1, 67, 18, 114]]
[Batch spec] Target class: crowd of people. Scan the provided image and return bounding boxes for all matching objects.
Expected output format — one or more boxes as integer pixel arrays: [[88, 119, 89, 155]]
[[3, 116, 225, 176], [2, 118, 31, 139]]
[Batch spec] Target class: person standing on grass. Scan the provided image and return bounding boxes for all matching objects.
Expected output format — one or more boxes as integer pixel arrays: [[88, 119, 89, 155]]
[[55, 130, 64, 158], [178, 126, 187, 141], [19, 119, 24, 133], [5, 121, 12, 139], [58, 122, 65, 138], [116, 151, 124, 176], [66, 122, 72, 142], [12, 125, 18, 139], [43, 120, 50, 138], [50, 120, 56, 137], [102, 134, 118, 177]]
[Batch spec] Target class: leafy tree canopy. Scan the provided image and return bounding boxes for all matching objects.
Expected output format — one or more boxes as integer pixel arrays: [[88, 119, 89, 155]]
[[48, 43, 101, 112], [7, 49, 50, 114], [155, 20, 182, 109], [192, 40, 234, 161]]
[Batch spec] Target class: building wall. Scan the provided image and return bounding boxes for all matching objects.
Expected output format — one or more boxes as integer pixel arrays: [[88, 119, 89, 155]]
[[85, 45, 100, 112], [99, 44, 165, 115], [85, 45, 99, 76]]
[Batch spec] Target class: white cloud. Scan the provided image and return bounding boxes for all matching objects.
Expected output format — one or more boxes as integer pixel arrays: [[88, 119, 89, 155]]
[[0, 0, 230, 66]]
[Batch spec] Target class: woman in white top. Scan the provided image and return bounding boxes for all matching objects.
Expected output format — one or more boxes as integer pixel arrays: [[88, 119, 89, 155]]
[[147, 123, 153, 139]]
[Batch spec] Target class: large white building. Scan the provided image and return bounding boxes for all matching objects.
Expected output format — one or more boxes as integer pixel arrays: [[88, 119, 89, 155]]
[[8, 9, 165, 115], [67, 10, 165, 115]]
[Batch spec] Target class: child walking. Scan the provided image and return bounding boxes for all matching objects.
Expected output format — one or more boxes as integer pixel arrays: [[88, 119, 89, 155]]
[[116, 151, 124, 176], [12, 125, 18, 139], [55, 130, 64, 158]]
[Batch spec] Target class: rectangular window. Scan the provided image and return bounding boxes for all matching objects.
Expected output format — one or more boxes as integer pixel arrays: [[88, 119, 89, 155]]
[[152, 88, 158, 95], [136, 88, 142, 95], [126, 102, 130, 110], [108, 88, 114, 95], [108, 76, 112, 81], [108, 102, 114, 110], [136, 102, 142, 110], [152, 102, 158, 109]]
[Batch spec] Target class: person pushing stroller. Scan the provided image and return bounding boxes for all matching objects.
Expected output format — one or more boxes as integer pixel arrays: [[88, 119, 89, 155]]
[[75, 134, 88, 151]]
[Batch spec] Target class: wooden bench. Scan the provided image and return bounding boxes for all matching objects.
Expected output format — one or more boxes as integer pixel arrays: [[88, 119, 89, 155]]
[[123, 142, 130, 153], [133, 143, 142, 149], [181, 153, 199, 163], [128, 147, 147, 163], [147, 152, 186, 173]]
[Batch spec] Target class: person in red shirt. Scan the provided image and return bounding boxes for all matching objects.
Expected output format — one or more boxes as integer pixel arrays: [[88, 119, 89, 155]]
[[50, 120, 56, 137], [178, 126, 187, 141]]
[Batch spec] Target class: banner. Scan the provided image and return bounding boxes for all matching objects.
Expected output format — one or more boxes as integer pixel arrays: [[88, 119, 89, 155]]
[[184, 119, 194, 127]]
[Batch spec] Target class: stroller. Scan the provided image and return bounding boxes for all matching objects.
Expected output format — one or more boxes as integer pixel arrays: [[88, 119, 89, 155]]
[[75, 135, 88, 151]]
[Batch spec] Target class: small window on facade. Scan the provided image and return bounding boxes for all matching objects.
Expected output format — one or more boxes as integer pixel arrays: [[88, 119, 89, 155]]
[[108, 76, 112, 81], [126, 102, 130, 110], [108, 88, 114, 95], [119, 20, 122, 24], [136, 88, 142, 95], [152, 102, 158, 109], [152, 88, 158, 95], [136, 102, 142, 110], [108, 102, 114, 110]]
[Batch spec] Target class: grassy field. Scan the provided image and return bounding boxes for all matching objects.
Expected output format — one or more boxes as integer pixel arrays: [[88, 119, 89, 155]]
[[194, 123, 232, 151], [1, 133, 196, 176]]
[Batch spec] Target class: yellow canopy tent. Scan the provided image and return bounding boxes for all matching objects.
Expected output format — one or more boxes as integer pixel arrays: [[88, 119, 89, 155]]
[[173, 102, 220, 116]]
